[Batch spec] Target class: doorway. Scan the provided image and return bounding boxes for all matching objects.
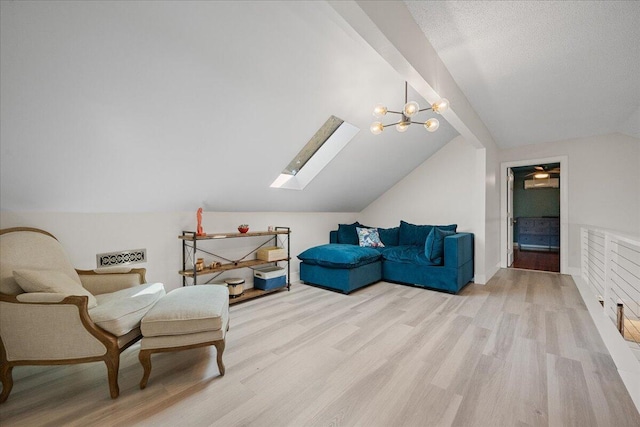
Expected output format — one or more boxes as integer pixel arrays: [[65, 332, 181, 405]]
[[509, 163, 560, 272], [500, 156, 569, 274]]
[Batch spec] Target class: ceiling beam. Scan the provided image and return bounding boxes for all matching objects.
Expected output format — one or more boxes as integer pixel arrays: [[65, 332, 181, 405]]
[[328, 0, 495, 149]]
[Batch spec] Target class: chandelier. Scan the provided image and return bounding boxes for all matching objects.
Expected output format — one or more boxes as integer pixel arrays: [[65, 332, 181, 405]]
[[370, 81, 449, 135]]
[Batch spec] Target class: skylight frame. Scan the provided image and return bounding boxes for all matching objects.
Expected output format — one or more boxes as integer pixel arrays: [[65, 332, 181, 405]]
[[271, 116, 359, 190]]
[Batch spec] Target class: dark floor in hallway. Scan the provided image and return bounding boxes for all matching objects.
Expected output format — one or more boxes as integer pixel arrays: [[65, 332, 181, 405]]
[[512, 248, 560, 272]]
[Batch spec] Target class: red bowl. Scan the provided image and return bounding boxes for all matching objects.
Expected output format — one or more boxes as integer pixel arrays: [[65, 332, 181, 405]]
[[238, 227, 249, 233]]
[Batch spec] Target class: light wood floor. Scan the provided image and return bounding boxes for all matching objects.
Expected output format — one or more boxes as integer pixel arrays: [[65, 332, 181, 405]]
[[1, 269, 639, 426]]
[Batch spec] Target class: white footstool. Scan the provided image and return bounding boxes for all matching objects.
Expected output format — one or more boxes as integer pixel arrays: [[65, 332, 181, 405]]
[[138, 285, 229, 389]]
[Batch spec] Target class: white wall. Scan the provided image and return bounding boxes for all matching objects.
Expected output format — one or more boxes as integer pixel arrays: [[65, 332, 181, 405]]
[[483, 140, 501, 283], [359, 135, 490, 281], [500, 132, 640, 271], [0, 0, 458, 214], [0, 211, 356, 292], [360, 136, 475, 227]]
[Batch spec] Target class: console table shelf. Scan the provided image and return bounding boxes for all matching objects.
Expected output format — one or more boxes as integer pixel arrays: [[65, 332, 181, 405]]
[[179, 230, 290, 241], [225, 287, 287, 305], [179, 258, 290, 277], [179, 227, 291, 304]]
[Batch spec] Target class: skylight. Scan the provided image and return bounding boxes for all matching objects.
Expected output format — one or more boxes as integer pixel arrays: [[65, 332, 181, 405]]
[[271, 115, 359, 190]]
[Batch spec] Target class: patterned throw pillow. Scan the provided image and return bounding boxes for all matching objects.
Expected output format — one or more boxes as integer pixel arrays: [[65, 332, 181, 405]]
[[356, 227, 385, 248]]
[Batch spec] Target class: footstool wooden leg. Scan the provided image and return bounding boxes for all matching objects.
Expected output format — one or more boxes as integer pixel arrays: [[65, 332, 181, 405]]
[[213, 340, 225, 376], [139, 349, 152, 389]]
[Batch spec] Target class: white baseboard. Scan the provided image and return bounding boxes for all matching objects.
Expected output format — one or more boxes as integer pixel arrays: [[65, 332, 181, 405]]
[[474, 263, 500, 285], [290, 270, 300, 284], [565, 266, 581, 276]]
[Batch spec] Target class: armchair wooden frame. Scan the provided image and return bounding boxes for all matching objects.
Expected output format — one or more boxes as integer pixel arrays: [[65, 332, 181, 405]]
[[0, 227, 147, 403]]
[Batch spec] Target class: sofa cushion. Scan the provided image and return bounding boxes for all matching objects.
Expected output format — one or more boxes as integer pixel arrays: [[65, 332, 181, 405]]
[[399, 221, 433, 246], [13, 269, 98, 309], [425, 228, 456, 264], [377, 227, 399, 246], [399, 221, 457, 246], [89, 282, 165, 336], [298, 244, 381, 268], [356, 227, 385, 248], [380, 245, 439, 266], [337, 222, 364, 245]]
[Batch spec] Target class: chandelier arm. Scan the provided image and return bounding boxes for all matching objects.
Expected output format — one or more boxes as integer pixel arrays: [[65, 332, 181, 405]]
[[386, 110, 403, 115], [382, 122, 401, 128], [409, 121, 424, 125], [418, 107, 434, 112]]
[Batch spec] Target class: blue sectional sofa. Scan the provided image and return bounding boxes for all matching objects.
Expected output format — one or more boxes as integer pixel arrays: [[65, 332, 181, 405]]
[[298, 221, 474, 294]]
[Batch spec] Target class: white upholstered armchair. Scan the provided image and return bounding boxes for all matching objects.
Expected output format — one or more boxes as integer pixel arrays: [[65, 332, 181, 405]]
[[0, 227, 165, 402]]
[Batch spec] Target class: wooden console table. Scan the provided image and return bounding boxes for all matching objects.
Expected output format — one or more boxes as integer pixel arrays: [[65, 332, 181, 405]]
[[179, 227, 291, 304]]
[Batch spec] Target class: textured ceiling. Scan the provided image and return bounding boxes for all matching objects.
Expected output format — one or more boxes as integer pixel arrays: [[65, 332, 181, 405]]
[[0, 1, 458, 213], [405, 0, 640, 148]]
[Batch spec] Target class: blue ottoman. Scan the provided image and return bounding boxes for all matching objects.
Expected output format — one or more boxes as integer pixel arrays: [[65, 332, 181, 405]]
[[298, 244, 382, 294]]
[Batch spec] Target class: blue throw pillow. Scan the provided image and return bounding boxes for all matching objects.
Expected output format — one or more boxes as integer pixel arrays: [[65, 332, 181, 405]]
[[399, 221, 432, 246], [377, 227, 399, 246], [337, 222, 362, 245], [425, 227, 456, 264], [356, 227, 385, 248], [399, 221, 458, 246]]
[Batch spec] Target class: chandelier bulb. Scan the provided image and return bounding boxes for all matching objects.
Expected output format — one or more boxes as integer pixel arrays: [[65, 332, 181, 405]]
[[370, 122, 384, 135], [373, 104, 388, 118], [403, 101, 420, 118], [432, 98, 449, 114], [396, 121, 409, 133], [424, 118, 439, 132]]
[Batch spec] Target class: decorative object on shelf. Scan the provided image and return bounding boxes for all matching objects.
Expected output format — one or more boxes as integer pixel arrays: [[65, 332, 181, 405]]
[[225, 278, 245, 298], [253, 266, 287, 291], [370, 81, 449, 135], [195, 258, 205, 271], [196, 208, 205, 236], [268, 226, 274, 232], [257, 246, 287, 261], [209, 261, 222, 269], [238, 224, 249, 233]]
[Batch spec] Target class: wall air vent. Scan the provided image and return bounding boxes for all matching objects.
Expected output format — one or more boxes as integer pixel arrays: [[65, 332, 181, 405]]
[[97, 248, 147, 268], [524, 178, 559, 189], [271, 115, 359, 190]]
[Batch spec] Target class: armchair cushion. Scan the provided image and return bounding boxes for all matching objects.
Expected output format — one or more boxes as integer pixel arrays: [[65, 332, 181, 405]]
[[88, 282, 165, 336], [16, 292, 71, 303], [13, 269, 98, 308], [78, 268, 146, 295]]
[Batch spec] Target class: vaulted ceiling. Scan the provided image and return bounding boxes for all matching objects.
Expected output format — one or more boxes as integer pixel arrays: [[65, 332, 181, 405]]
[[406, 0, 640, 146], [1, 1, 637, 213]]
